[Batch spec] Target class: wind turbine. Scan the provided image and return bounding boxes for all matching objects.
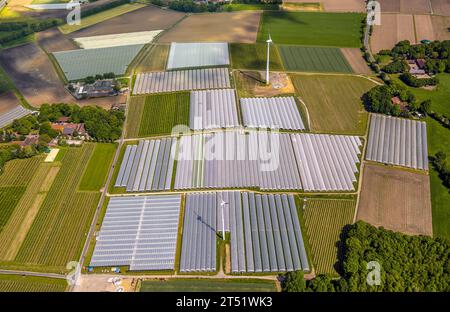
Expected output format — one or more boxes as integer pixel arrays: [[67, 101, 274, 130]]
[[220, 199, 227, 240], [266, 34, 273, 85]]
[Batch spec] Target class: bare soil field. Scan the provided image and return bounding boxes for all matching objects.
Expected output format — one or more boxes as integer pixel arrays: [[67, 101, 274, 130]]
[[430, 15, 450, 40], [37, 28, 78, 53], [357, 163, 433, 236], [284, 0, 365, 12], [340, 48, 372, 74], [0, 43, 74, 107], [0, 91, 20, 115], [0, 43, 123, 109], [371, 13, 416, 53], [431, 0, 450, 16], [378, 0, 431, 14], [415, 14, 436, 42], [69, 5, 185, 38], [158, 12, 261, 43]]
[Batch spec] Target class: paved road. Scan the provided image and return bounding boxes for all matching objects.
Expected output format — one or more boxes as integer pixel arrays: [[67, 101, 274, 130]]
[[0, 269, 66, 280]]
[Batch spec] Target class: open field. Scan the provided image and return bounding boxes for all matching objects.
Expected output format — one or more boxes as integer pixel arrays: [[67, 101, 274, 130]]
[[431, 0, 450, 16], [139, 278, 278, 292], [79, 143, 116, 191], [135, 44, 169, 73], [257, 11, 364, 47], [0, 145, 108, 272], [278, 45, 353, 73], [36, 28, 78, 53], [291, 74, 375, 134], [281, 2, 322, 12], [371, 13, 416, 53], [223, 3, 280, 11], [0, 91, 21, 114], [158, 12, 261, 43], [341, 48, 372, 74], [0, 275, 67, 292], [235, 70, 296, 97], [378, 0, 432, 14], [0, 43, 74, 107], [59, 3, 147, 34], [357, 164, 433, 236], [230, 43, 283, 71], [126, 93, 190, 138], [430, 15, 450, 41], [303, 198, 356, 275], [285, 0, 364, 12]]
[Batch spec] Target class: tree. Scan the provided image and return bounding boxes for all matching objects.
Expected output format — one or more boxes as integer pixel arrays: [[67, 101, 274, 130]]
[[420, 99, 432, 115], [282, 271, 306, 292]]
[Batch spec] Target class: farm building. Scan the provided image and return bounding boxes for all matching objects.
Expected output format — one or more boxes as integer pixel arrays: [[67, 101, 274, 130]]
[[53, 44, 144, 81], [366, 114, 428, 170], [115, 138, 177, 192], [90, 195, 181, 271], [167, 42, 230, 70], [240, 96, 306, 130], [190, 89, 239, 130], [133, 68, 231, 94]]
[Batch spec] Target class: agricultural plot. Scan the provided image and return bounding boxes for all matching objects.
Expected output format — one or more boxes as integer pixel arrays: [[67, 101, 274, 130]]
[[257, 12, 364, 47], [366, 114, 428, 170], [230, 43, 283, 71], [180, 193, 218, 273], [240, 96, 306, 130], [0, 275, 67, 292], [158, 12, 261, 43], [0, 92, 20, 115], [126, 93, 190, 138], [291, 74, 374, 134], [53, 44, 144, 81], [371, 14, 416, 53], [133, 68, 231, 95], [190, 89, 239, 130], [291, 134, 362, 191], [140, 278, 277, 292], [74, 30, 162, 49], [431, 0, 450, 16], [135, 44, 170, 73], [36, 28, 79, 53], [285, 0, 364, 12], [340, 48, 372, 74], [357, 164, 433, 236], [174, 131, 302, 191], [230, 192, 309, 273], [378, 0, 431, 14], [90, 194, 181, 271], [115, 138, 177, 192], [68, 5, 185, 38], [278, 45, 353, 73], [5, 145, 104, 272], [167, 42, 230, 70], [79, 143, 116, 191], [303, 198, 356, 275], [0, 105, 34, 129]]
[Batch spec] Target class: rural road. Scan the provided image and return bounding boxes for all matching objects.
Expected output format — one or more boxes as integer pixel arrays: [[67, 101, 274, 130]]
[[0, 269, 66, 280]]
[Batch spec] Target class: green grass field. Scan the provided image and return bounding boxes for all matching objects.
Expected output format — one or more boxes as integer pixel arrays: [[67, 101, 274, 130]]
[[0, 275, 67, 292], [0, 187, 25, 231], [257, 12, 364, 47], [59, 3, 146, 34], [139, 279, 278, 292], [79, 143, 116, 191], [303, 198, 356, 275], [126, 93, 190, 138], [291, 74, 375, 134], [230, 43, 283, 71], [136, 44, 169, 73], [278, 45, 353, 73]]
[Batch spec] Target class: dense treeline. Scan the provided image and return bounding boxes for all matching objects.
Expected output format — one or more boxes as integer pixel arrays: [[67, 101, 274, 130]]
[[0, 19, 62, 45], [283, 221, 450, 292], [38, 103, 125, 141], [81, 0, 131, 18], [167, 0, 222, 13], [380, 40, 450, 74], [362, 83, 416, 116], [382, 60, 408, 74], [431, 151, 450, 189], [400, 72, 438, 87]]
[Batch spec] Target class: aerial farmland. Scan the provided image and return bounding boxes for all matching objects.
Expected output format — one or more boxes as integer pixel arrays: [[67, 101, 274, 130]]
[[0, 0, 448, 297]]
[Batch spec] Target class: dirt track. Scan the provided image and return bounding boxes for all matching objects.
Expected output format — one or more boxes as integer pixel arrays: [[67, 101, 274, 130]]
[[158, 12, 261, 43], [69, 5, 185, 38], [0, 91, 20, 115], [371, 13, 416, 53], [357, 163, 433, 237], [341, 48, 372, 74]]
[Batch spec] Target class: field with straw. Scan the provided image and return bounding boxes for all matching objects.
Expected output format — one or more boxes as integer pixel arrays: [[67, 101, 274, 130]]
[[303, 198, 356, 275]]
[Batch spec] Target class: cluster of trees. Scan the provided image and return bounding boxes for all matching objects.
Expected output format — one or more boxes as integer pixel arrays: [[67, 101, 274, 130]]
[[400, 72, 439, 87], [167, 0, 222, 13], [38, 103, 125, 141], [362, 83, 416, 116], [81, 0, 131, 18], [382, 60, 408, 74], [429, 110, 450, 129], [0, 19, 62, 45], [283, 221, 450, 292], [84, 72, 116, 84], [431, 151, 450, 188]]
